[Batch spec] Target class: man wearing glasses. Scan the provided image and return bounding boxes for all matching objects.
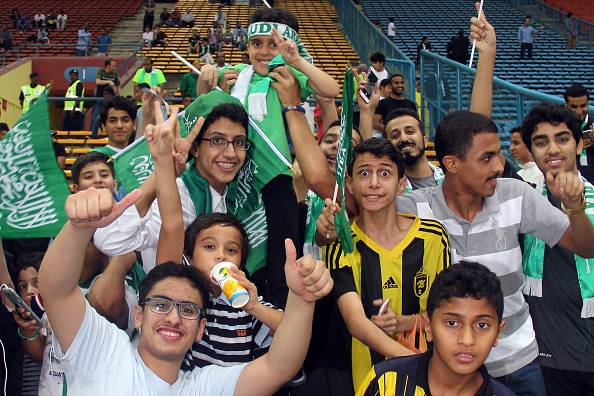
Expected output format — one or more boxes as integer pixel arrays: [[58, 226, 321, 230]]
[[38, 187, 333, 395], [94, 95, 252, 270]]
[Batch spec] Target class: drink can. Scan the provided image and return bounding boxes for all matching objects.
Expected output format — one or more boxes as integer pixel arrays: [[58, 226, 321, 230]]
[[210, 262, 250, 308]]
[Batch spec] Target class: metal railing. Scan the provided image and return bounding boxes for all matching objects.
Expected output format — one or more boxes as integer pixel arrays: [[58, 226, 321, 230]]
[[420, 50, 594, 146], [508, 0, 594, 48], [1, 42, 144, 69], [331, 0, 416, 101]]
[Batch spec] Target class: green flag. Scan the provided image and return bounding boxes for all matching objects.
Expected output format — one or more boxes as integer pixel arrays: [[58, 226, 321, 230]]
[[0, 94, 70, 238], [334, 69, 355, 257], [112, 136, 155, 193]]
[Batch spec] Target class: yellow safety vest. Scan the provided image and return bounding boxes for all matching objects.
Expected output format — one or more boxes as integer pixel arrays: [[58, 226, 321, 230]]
[[64, 80, 85, 111], [21, 84, 45, 113]]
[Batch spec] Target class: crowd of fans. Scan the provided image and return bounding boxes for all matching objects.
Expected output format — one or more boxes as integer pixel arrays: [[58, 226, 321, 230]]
[[1, 4, 594, 396]]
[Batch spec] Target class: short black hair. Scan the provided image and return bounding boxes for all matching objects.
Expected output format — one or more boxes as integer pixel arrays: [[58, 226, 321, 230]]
[[384, 108, 424, 133], [104, 57, 115, 67], [11, 252, 44, 285], [250, 8, 299, 32], [389, 74, 404, 83], [184, 213, 249, 269], [348, 137, 405, 179], [426, 261, 504, 323], [564, 84, 589, 102], [71, 151, 114, 184], [0, 122, 9, 132], [136, 82, 151, 91], [324, 119, 362, 142], [100, 96, 137, 126], [138, 262, 210, 309], [521, 103, 582, 151], [369, 52, 386, 64], [434, 111, 498, 171], [192, 103, 249, 151], [379, 79, 391, 88], [567, 12, 573, 18]]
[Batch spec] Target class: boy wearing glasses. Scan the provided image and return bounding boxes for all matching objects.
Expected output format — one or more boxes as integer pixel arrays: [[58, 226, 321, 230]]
[[37, 187, 334, 395], [94, 92, 251, 270]]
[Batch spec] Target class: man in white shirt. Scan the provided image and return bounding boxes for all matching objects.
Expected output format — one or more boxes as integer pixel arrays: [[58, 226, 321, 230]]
[[509, 126, 544, 188], [368, 52, 389, 89], [38, 187, 334, 396], [387, 17, 396, 38]]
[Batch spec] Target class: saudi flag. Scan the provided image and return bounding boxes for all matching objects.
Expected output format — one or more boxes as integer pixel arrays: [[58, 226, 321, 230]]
[[0, 94, 70, 238], [334, 69, 355, 257], [112, 136, 155, 193]]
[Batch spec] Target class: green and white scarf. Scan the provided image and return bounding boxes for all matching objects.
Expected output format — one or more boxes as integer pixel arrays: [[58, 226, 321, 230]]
[[180, 164, 268, 275], [403, 163, 444, 192], [303, 190, 325, 260], [522, 175, 594, 318]]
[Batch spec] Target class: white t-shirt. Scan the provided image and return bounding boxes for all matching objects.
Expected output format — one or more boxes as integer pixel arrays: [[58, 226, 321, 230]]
[[387, 22, 396, 37], [54, 301, 245, 395], [368, 66, 389, 88], [38, 319, 65, 396]]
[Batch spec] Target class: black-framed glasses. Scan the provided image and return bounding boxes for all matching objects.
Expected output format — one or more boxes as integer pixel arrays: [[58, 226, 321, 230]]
[[201, 136, 250, 151], [141, 297, 204, 320]]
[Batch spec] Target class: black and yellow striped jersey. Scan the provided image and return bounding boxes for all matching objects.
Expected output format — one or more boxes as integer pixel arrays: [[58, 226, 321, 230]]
[[357, 352, 514, 396], [326, 215, 451, 391]]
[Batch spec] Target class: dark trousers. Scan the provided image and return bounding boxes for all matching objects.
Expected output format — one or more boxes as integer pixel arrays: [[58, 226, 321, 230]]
[[143, 14, 154, 31], [520, 43, 533, 59], [495, 358, 546, 396], [62, 110, 84, 131], [252, 175, 300, 309], [541, 366, 594, 396]]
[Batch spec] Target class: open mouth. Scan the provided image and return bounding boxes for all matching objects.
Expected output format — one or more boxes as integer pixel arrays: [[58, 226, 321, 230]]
[[157, 327, 183, 341], [215, 161, 237, 172]]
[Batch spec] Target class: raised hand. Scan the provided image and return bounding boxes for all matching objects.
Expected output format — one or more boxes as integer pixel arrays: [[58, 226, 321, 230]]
[[546, 171, 585, 210], [173, 115, 204, 177], [146, 102, 178, 161], [65, 188, 143, 229], [197, 64, 218, 92], [220, 69, 239, 93], [270, 66, 301, 107], [469, 2, 496, 54], [271, 28, 301, 66], [284, 239, 333, 303], [316, 198, 340, 240], [357, 79, 380, 112]]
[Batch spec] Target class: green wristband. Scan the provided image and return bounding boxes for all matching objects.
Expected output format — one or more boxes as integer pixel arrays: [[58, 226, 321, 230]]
[[18, 327, 40, 342]]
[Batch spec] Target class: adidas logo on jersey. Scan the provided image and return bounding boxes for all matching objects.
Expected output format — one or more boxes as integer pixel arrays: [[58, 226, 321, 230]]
[[383, 277, 398, 289]]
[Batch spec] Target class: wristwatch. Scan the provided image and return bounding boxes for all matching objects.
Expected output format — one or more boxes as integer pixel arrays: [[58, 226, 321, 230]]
[[562, 193, 586, 216], [282, 105, 305, 114]]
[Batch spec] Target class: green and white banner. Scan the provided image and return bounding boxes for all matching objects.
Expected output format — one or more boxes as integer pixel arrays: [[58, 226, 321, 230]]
[[334, 69, 355, 258], [0, 94, 70, 238], [112, 136, 155, 193]]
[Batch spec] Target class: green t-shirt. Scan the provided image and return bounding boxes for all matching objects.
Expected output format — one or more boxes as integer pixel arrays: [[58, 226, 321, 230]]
[[179, 72, 198, 98], [96, 69, 120, 97], [133, 68, 166, 88]]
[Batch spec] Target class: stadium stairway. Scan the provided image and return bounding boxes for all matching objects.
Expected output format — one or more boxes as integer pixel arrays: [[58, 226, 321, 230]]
[[109, 2, 175, 57], [362, 0, 594, 97], [140, 0, 360, 93]]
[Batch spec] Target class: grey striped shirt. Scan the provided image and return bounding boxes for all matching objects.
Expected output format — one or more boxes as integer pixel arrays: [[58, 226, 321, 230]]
[[397, 178, 569, 377]]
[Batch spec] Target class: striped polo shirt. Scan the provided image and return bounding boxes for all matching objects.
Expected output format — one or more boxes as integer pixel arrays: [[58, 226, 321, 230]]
[[397, 178, 569, 377], [182, 294, 276, 369]]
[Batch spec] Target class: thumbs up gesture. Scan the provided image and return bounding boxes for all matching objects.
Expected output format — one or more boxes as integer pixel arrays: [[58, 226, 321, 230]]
[[283, 239, 333, 303], [65, 188, 142, 229]]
